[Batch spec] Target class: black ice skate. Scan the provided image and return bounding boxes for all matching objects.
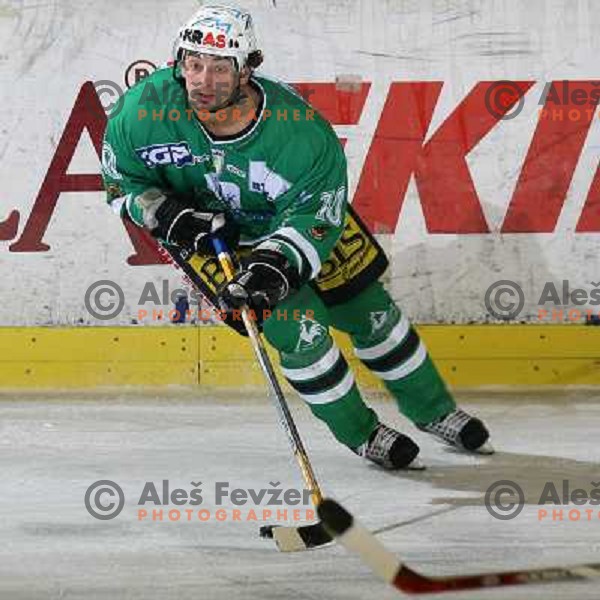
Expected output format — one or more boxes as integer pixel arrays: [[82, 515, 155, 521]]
[[417, 408, 494, 454], [354, 423, 424, 470]]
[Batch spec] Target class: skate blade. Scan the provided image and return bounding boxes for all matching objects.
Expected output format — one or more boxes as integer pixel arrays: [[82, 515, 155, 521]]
[[406, 456, 426, 470], [473, 441, 495, 455]]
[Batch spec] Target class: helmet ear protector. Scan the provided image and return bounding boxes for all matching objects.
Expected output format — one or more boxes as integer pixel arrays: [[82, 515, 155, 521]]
[[246, 50, 263, 70]]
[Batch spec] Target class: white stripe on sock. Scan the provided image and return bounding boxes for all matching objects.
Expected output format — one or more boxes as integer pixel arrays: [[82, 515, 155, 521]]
[[298, 370, 355, 405], [281, 345, 341, 382], [371, 343, 428, 381]]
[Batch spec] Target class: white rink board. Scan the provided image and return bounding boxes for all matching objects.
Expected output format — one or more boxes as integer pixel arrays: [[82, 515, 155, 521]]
[[1, 0, 599, 325]]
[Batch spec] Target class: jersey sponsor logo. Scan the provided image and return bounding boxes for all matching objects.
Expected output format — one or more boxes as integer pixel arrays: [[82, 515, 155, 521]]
[[211, 149, 225, 175], [249, 161, 291, 201], [204, 173, 273, 223], [226, 163, 246, 178], [204, 173, 242, 211], [135, 142, 194, 169], [217, 181, 242, 210], [194, 153, 212, 164]]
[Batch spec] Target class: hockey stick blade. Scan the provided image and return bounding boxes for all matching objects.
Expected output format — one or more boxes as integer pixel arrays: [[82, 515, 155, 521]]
[[318, 498, 600, 593], [260, 522, 333, 552]]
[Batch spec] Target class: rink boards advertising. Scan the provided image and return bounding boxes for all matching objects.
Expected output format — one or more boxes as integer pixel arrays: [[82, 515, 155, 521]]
[[0, 1, 599, 387]]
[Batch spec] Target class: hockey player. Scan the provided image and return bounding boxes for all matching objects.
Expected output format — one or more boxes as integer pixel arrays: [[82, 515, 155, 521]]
[[102, 3, 493, 469]]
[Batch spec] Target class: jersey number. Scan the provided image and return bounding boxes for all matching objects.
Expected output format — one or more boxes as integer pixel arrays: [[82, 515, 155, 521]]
[[316, 186, 345, 227]]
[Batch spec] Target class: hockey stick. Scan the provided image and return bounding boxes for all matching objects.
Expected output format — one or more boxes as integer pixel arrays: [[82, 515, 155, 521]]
[[211, 237, 333, 552], [318, 498, 600, 593]]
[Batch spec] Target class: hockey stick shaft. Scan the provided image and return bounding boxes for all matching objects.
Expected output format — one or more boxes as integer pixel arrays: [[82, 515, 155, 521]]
[[318, 498, 600, 594], [211, 237, 323, 507]]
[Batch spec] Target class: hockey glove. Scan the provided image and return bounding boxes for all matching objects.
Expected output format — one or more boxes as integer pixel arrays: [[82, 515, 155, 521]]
[[140, 189, 238, 254], [218, 248, 300, 328]]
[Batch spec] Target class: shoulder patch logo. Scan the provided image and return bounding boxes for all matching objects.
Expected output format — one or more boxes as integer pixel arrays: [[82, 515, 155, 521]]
[[101, 142, 123, 180]]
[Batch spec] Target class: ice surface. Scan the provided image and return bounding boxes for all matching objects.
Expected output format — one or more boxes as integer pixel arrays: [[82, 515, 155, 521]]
[[0, 389, 598, 599]]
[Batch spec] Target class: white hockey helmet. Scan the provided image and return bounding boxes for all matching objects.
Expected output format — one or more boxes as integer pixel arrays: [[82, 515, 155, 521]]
[[173, 4, 263, 70]]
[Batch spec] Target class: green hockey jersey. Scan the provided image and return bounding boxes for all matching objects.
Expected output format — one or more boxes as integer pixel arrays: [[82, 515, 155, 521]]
[[101, 66, 348, 283]]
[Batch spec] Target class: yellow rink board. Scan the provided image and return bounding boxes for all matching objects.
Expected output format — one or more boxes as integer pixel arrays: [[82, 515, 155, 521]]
[[0, 325, 599, 388]]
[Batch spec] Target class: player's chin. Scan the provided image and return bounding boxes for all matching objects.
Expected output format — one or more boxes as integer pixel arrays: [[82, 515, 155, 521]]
[[188, 99, 208, 112]]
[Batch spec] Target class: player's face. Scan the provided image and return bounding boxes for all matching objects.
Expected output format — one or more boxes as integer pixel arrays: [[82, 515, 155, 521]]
[[182, 54, 239, 111]]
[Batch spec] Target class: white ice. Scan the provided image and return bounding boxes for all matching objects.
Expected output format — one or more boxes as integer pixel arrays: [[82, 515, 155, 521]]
[[0, 389, 598, 599]]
